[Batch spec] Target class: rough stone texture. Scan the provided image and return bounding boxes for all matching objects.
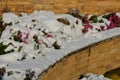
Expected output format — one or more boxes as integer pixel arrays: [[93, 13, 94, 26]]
[[0, 0, 120, 15], [0, 0, 120, 80], [38, 35, 120, 80]]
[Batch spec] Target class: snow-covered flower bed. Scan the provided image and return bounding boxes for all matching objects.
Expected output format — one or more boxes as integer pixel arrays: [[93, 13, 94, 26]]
[[0, 11, 120, 80], [79, 73, 111, 80]]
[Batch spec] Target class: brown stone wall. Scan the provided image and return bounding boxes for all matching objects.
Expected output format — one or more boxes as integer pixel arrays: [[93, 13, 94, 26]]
[[0, 0, 120, 15], [38, 35, 120, 80]]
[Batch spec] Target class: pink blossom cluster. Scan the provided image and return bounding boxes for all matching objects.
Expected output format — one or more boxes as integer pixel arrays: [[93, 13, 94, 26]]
[[107, 12, 120, 30], [82, 12, 120, 34]]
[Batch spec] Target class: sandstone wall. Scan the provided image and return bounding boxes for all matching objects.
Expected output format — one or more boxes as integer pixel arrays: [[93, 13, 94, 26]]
[[38, 35, 120, 80], [1, 1, 120, 80], [0, 0, 120, 15]]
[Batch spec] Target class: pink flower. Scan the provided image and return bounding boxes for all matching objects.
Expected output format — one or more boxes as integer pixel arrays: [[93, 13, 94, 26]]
[[9, 29, 13, 33], [100, 26, 105, 31], [107, 12, 120, 29], [82, 19, 93, 33], [107, 22, 116, 30], [45, 33, 53, 38], [18, 31, 22, 38], [26, 33, 29, 39], [82, 28, 88, 33]]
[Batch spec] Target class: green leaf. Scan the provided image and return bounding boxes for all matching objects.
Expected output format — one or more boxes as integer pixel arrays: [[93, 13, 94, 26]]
[[102, 13, 112, 20], [17, 53, 27, 61], [6, 49, 14, 53], [13, 35, 19, 41], [98, 19, 104, 23], [18, 46, 23, 52], [0, 42, 14, 55], [89, 15, 98, 23], [34, 44, 39, 50]]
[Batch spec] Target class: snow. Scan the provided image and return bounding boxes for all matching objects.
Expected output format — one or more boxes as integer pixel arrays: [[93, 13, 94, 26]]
[[79, 73, 111, 80], [0, 11, 120, 80], [2, 12, 19, 25]]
